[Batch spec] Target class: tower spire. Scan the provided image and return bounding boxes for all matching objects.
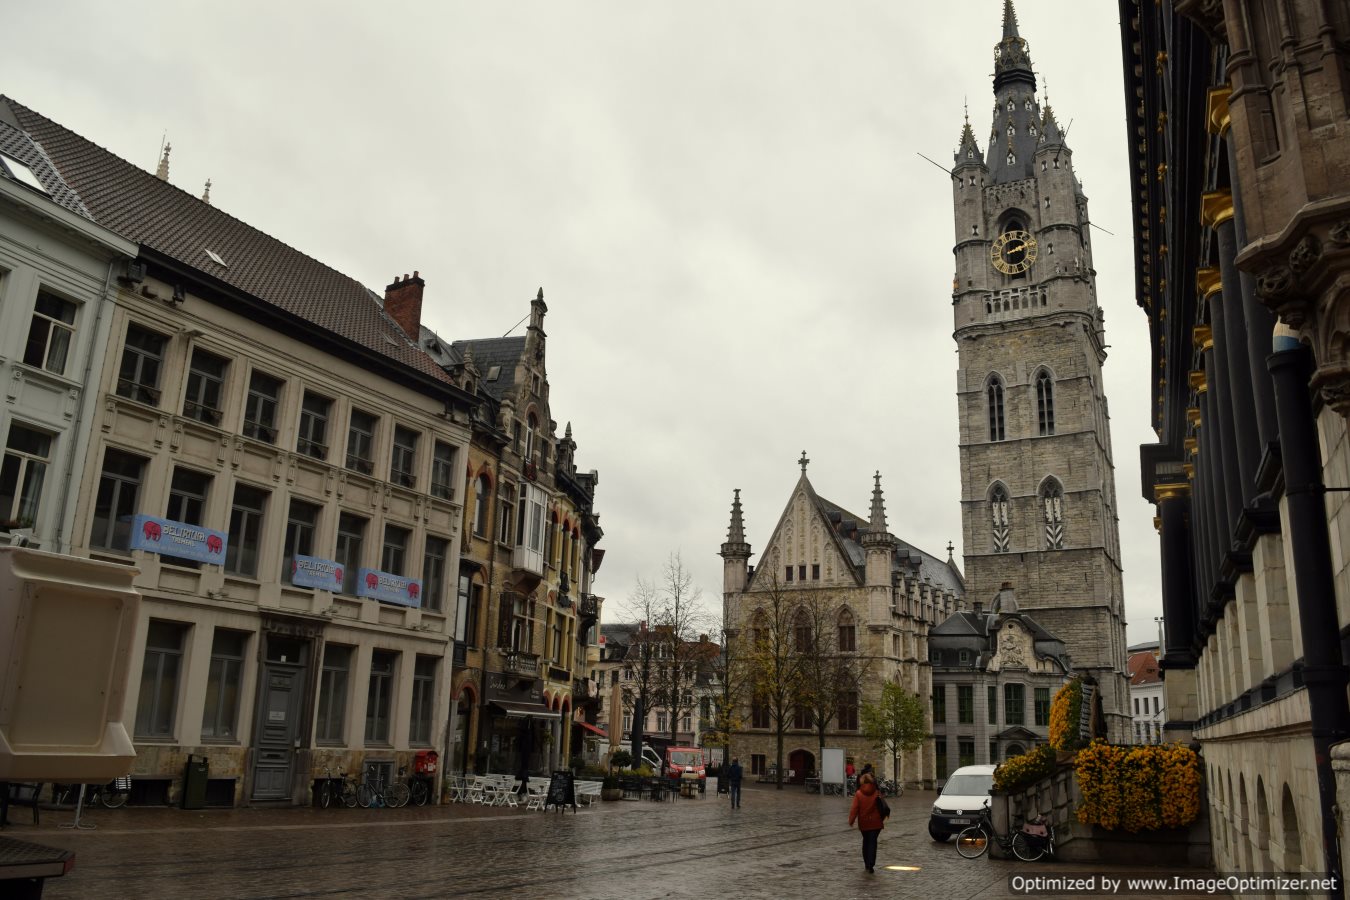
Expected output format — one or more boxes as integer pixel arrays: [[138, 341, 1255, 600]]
[[1002, 0, 1020, 40], [155, 141, 171, 182], [728, 488, 746, 545], [869, 471, 887, 532]]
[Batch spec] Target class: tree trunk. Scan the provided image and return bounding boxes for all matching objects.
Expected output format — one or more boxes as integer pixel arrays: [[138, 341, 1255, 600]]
[[776, 730, 785, 790]]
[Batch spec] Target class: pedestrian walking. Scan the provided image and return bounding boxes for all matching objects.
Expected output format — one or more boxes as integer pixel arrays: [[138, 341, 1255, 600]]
[[847, 771, 884, 873], [727, 757, 743, 809]]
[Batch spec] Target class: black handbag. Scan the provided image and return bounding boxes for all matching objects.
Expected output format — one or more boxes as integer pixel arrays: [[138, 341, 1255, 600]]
[[876, 794, 891, 819]]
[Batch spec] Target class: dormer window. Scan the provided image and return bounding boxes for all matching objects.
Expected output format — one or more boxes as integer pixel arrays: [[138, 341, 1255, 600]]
[[1007, 99, 1014, 111], [1007, 123, 1015, 136], [1029, 124, 1037, 137], [0, 153, 47, 194], [1024, 99, 1032, 111], [1007, 152, 1016, 165]]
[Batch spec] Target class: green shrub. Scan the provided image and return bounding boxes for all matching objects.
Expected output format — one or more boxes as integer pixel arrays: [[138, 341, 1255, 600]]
[[993, 744, 1057, 793]]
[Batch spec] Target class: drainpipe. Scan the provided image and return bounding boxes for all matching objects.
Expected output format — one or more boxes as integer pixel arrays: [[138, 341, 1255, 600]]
[[1267, 330, 1348, 899], [53, 257, 120, 554]]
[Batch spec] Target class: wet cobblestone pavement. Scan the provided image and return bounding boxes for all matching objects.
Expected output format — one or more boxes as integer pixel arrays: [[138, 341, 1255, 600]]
[[14, 782, 1208, 899]]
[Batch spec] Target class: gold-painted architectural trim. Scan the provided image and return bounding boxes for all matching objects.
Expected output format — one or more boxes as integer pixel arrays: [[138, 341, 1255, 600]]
[[1184, 437, 1198, 457], [1201, 190, 1235, 228], [1154, 482, 1191, 502], [1187, 407, 1201, 427], [1189, 370, 1208, 392], [1193, 324, 1214, 351], [1196, 267, 1222, 299], [1183, 462, 1195, 479], [1206, 86, 1232, 136]]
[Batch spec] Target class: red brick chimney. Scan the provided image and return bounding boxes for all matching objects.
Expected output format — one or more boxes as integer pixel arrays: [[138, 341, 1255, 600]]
[[384, 271, 425, 340]]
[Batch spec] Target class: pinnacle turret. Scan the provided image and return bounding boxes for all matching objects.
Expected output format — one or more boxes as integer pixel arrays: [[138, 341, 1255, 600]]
[[868, 471, 887, 532], [955, 103, 984, 166], [993, 0, 1035, 93], [720, 488, 752, 561]]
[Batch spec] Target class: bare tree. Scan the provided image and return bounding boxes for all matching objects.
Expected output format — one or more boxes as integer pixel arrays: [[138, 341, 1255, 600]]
[[619, 578, 662, 769], [742, 574, 805, 789], [705, 614, 750, 776], [795, 593, 868, 779], [650, 553, 711, 745]]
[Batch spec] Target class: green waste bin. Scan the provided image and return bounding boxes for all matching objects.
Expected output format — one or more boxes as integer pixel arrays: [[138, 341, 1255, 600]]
[[182, 754, 208, 810]]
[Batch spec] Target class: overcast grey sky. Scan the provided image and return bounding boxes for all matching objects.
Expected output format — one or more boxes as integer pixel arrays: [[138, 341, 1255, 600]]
[[9, 1, 1164, 645]]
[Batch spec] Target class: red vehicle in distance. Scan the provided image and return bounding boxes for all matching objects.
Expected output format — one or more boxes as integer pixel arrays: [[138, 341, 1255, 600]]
[[663, 746, 707, 794]]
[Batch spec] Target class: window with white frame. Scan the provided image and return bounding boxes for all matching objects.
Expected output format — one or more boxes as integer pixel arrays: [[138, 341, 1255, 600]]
[[91, 448, 145, 551], [0, 423, 52, 528], [182, 348, 228, 424], [23, 290, 76, 375], [297, 392, 331, 460], [243, 371, 282, 443], [381, 524, 409, 576], [345, 409, 377, 475], [116, 324, 167, 405], [390, 425, 418, 488], [282, 499, 320, 582], [421, 536, 448, 613], [135, 620, 188, 739], [430, 441, 457, 500], [225, 484, 267, 577], [365, 650, 397, 744], [515, 482, 546, 554], [316, 644, 352, 744], [335, 513, 366, 594], [201, 629, 248, 740], [409, 656, 437, 746]]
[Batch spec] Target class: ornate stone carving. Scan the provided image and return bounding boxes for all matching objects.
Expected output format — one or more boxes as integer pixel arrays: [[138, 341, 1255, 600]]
[[1329, 219, 1350, 248], [1311, 363, 1350, 418], [1290, 234, 1323, 275]]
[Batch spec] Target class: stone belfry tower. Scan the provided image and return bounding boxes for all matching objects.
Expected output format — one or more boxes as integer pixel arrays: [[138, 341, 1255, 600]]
[[951, 0, 1129, 741]]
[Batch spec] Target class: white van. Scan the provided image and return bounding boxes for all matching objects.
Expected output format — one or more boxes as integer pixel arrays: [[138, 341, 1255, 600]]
[[929, 764, 996, 841]]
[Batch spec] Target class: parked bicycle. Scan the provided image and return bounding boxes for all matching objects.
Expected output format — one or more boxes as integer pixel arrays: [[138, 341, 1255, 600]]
[[878, 778, 902, 798], [955, 799, 1055, 861], [319, 766, 358, 809], [401, 766, 431, 807], [357, 764, 410, 809], [54, 778, 130, 809]]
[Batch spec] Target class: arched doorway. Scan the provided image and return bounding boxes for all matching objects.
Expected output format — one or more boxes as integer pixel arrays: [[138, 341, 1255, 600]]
[[1005, 743, 1025, 760], [788, 749, 815, 784]]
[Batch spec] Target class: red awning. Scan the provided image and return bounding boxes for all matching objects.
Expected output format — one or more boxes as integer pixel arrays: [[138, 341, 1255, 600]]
[[578, 721, 608, 740]]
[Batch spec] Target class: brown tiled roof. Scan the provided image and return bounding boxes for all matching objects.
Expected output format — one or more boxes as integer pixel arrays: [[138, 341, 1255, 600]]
[[1127, 650, 1161, 685], [1, 96, 454, 387]]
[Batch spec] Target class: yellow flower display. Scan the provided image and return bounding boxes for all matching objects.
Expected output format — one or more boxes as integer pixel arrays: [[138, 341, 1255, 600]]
[[1049, 678, 1084, 751], [993, 744, 1057, 793], [1074, 740, 1202, 832]]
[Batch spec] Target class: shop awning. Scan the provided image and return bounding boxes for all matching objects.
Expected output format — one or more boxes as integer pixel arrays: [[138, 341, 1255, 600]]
[[577, 721, 608, 740], [489, 700, 560, 720]]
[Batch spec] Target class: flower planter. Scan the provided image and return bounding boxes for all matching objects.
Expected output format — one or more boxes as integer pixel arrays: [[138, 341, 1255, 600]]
[[601, 788, 623, 802]]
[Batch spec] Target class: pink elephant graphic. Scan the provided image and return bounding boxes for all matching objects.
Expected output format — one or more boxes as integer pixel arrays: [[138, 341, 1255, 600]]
[[407, 582, 421, 600], [206, 534, 223, 554], [364, 572, 379, 590], [335, 566, 344, 585], [291, 559, 298, 575], [142, 520, 162, 542]]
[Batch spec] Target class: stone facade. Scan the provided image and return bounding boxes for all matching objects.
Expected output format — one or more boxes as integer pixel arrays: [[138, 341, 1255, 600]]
[[952, 5, 1129, 741], [930, 586, 1070, 775], [437, 294, 604, 779], [1122, 0, 1350, 881], [720, 466, 963, 788]]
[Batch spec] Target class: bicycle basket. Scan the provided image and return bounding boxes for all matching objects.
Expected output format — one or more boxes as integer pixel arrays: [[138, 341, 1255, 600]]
[[112, 776, 132, 791]]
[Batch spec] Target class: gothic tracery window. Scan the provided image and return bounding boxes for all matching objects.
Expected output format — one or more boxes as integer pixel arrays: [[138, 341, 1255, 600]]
[[1036, 370, 1056, 436], [990, 484, 1011, 553], [987, 375, 1006, 441], [837, 608, 856, 652], [1041, 479, 1064, 550]]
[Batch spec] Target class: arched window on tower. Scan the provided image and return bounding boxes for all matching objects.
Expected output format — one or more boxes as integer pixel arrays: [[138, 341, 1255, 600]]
[[1036, 370, 1056, 436], [987, 375, 1006, 441], [1041, 479, 1064, 550], [990, 484, 1011, 553]]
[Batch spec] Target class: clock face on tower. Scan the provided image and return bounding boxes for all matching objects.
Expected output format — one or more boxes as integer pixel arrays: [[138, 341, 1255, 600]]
[[991, 229, 1038, 275]]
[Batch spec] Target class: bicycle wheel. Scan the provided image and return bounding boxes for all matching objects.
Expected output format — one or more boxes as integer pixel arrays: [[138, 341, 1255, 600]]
[[356, 783, 374, 808], [101, 785, 128, 809], [1011, 831, 1048, 862], [341, 782, 359, 808], [410, 779, 429, 807], [386, 782, 411, 808], [320, 781, 334, 810], [955, 825, 991, 859]]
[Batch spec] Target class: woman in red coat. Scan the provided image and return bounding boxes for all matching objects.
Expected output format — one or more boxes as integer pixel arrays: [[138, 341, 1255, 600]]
[[847, 772, 884, 873]]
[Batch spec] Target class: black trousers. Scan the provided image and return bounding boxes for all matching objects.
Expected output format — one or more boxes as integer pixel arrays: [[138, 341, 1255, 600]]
[[861, 828, 880, 870]]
